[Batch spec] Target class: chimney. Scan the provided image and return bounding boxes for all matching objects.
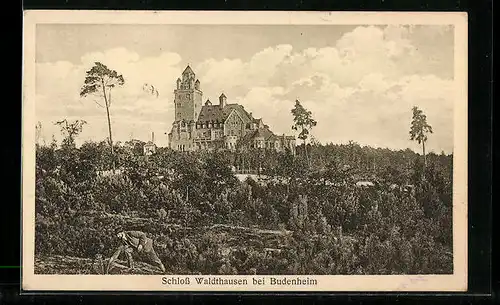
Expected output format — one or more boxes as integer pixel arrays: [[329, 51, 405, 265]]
[[219, 93, 227, 108], [152, 132, 155, 144]]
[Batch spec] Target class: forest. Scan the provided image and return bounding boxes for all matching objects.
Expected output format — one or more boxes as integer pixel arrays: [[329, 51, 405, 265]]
[[34, 62, 452, 275], [34, 131, 453, 275]]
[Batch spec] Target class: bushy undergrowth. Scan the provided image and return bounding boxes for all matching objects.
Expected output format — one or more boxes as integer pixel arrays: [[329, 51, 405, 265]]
[[35, 140, 453, 274]]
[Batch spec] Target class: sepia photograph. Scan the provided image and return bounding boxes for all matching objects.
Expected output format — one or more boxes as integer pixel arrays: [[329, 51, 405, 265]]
[[22, 11, 468, 291]]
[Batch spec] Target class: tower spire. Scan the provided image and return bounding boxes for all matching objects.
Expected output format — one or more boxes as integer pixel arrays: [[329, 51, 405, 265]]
[[182, 64, 194, 76], [175, 64, 202, 122]]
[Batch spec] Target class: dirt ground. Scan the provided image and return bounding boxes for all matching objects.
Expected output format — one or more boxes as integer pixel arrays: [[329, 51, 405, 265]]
[[35, 255, 165, 275]]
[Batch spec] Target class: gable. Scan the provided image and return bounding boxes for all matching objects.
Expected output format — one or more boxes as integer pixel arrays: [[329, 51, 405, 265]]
[[222, 104, 253, 123], [224, 109, 244, 125]]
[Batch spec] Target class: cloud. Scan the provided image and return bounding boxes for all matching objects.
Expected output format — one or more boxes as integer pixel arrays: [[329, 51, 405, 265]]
[[234, 86, 293, 136], [264, 73, 453, 153], [191, 25, 454, 153], [36, 48, 182, 147], [228, 71, 453, 153], [194, 44, 293, 100], [193, 26, 434, 99], [35, 25, 454, 153]]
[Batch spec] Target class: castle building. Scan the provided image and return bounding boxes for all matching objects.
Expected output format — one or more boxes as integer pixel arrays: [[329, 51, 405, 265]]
[[167, 66, 296, 153]]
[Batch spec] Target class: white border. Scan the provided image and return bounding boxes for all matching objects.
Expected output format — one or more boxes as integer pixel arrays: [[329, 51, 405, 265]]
[[22, 10, 468, 292]]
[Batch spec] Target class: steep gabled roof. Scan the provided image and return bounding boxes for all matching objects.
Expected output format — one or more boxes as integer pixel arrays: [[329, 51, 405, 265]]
[[254, 128, 275, 140], [240, 130, 256, 144], [223, 104, 253, 123], [224, 108, 245, 124], [182, 65, 194, 75], [197, 103, 254, 124], [197, 105, 224, 122], [240, 127, 276, 144], [267, 134, 280, 141]]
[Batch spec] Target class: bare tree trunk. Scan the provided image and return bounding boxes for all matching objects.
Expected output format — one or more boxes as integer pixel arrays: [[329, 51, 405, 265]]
[[422, 141, 426, 167], [303, 138, 309, 167], [422, 141, 426, 181], [101, 79, 115, 171], [105, 106, 115, 170]]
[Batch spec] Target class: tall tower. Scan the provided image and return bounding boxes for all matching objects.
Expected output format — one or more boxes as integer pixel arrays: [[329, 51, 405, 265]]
[[174, 65, 203, 122]]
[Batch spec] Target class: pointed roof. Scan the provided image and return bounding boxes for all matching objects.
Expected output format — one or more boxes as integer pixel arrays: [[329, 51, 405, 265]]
[[182, 65, 194, 75], [220, 93, 227, 98], [223, 104, 252, 123], [195, 79, 200, 83], [240, 127, 276, 144], [197, 103, 253, 124], [254, 128, 275, 140], [197, 105, 224, 122]]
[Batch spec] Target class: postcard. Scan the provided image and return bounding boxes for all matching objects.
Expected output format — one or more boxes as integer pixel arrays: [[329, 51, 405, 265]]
[[22, 10, 468, 292]]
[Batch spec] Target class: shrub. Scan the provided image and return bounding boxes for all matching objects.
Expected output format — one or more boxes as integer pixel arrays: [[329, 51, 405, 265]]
[[34, 141, 453, 275]]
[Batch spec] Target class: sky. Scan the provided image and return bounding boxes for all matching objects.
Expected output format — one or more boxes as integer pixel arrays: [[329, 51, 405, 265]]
[[35, 24, 455, 153]]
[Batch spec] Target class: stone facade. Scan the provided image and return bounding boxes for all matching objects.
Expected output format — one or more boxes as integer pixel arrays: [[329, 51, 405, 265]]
[[168, 66, 296, 153]]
